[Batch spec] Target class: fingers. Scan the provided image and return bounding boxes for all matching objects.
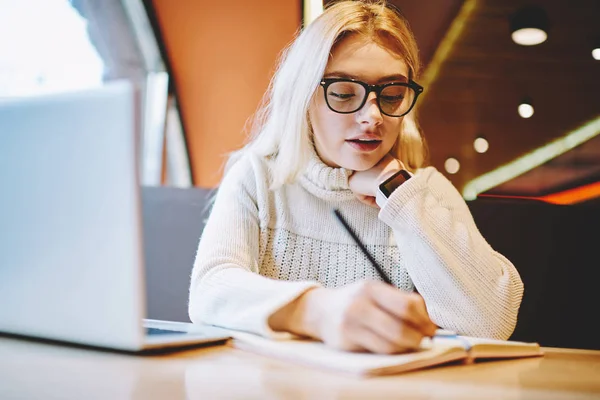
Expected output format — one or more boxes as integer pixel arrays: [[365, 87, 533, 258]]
[[367, 283, 437, 337], [354, 302, 425, 352], [318, 281, 438, 354], [348, 324, 412, 354]]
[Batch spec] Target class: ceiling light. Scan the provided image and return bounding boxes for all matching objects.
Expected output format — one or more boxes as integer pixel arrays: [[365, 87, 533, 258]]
[[518, 98, 534, 118], [474, 136, 489, 153], [592, 37, 600, 60], [510, 6, 549, 46], [444, 158, 460, 174]]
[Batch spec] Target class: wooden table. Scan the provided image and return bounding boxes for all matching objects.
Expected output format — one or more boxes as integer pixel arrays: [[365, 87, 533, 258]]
[[1, 336, 599, 399]]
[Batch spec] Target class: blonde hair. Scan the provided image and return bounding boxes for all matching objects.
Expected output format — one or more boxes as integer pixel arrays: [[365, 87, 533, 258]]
[[227, 0, 428, 188]]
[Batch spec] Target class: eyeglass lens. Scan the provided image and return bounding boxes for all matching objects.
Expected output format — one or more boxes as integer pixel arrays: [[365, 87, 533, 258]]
[[325, 81, 415, 116]]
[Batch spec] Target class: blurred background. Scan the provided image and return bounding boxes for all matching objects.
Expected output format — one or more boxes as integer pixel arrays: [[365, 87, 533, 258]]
[[2, 0, 599, 201], [1, 0, 599, 349]]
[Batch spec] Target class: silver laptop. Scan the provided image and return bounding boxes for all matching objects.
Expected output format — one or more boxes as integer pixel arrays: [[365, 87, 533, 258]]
[[0, 81, 229, 351]]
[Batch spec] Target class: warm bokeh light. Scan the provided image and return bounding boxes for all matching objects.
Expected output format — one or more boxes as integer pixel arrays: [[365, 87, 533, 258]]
[[518, 102, 534, 118], [474, 137, 489, 153], [462, 116, 600, 200], [592, 48, 600, 61], [511, 28, 547, 46], [444, 158, 460, 174]]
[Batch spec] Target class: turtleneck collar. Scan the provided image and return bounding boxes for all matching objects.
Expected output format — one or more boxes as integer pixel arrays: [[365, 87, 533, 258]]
[[297, 143, 356, 201]]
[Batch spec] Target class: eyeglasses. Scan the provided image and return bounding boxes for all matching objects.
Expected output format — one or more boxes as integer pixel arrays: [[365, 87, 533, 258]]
[[319, 78, 423, 118]]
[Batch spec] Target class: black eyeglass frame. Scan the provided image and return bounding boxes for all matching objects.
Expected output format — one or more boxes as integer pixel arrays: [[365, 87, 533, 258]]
[[319, 78, 424, 118]]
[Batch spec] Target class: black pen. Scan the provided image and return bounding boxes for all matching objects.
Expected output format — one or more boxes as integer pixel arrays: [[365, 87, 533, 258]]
[[332, 208, 393, 285]]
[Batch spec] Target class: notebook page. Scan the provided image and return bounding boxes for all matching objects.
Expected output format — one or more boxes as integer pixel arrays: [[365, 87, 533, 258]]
[[230, 331, 467, 376], [433, 335, 543, 359]]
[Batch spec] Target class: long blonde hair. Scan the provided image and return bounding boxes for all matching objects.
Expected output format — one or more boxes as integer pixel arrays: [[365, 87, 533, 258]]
[[227, 0, 427, 188]]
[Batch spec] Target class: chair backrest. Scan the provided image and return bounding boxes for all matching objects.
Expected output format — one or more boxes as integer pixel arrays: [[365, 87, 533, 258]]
[[142, 186, 600, 348], [142, 186, 215, 322], [469, 198, 600, 350]]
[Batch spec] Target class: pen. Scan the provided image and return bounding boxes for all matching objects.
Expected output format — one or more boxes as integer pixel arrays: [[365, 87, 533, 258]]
[[434, 329, 458, 337], [332, 208, 393, 285], [334, 208, 445, 339]]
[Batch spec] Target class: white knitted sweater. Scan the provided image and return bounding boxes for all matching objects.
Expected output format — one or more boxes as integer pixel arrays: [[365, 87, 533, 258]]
[[189, 149, 524, 340]]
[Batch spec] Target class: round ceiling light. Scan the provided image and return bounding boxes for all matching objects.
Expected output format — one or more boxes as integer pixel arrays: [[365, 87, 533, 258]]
[[474, 137, 489, 154], [510, 6, 549, 46], [592, 37, 600, 60], [518, 98, 534, 119], [512, 28, 547, 46], [444, 158, 460, 174]]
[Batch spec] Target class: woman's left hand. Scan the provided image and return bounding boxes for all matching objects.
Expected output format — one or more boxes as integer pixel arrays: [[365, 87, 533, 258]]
[[348, 154, 405, 208]]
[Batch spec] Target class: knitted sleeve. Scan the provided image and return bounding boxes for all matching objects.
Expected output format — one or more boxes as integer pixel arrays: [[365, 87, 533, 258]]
[[188, 155, 319, 337], [378, 167, 524, 340]]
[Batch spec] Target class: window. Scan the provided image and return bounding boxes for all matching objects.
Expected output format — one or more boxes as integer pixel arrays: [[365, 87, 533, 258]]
[[0, 0, 103, 97], [0, 0, 191, 187]]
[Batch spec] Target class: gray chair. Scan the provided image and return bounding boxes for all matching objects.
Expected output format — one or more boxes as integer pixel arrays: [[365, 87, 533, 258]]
[[469, 198, 600, 350], [142, 185, 215, 322]]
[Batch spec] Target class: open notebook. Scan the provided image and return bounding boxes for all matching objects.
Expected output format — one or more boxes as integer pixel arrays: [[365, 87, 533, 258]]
[[227, 330, 543, 377]]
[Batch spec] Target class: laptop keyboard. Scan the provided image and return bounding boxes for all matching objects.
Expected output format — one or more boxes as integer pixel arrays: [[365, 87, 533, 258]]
[[146, 327, 188, 336]]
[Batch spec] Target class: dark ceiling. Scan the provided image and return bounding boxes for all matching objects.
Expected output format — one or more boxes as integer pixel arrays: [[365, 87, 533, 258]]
[[333, 0, 600, 199]]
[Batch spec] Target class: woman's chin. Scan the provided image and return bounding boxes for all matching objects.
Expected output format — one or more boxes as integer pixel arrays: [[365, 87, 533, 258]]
[[339, 158, 379, 172]]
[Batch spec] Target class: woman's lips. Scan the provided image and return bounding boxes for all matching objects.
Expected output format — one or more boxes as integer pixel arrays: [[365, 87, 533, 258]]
[[346, 139, 382, 152]]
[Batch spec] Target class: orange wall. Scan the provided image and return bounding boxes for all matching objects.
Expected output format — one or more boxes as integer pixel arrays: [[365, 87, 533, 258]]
[[152, 0, 302, 187]]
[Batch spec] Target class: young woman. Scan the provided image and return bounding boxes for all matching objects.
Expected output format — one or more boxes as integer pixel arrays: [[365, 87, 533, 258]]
[[189, 0, 523, 354]]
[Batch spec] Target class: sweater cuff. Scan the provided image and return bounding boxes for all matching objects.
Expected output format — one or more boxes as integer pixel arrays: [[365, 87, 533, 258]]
[[194, 267, 321, 339], [377, 168, 430, 226]]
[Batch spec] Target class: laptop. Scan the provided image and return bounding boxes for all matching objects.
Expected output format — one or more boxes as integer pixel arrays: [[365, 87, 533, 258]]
[[0, 81, 230, 351]]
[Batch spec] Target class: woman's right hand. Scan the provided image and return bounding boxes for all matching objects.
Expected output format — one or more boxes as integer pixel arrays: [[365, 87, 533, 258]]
[[269, 281, 438, 354]]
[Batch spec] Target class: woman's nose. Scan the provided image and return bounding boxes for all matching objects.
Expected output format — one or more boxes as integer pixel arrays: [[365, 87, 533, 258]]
[[357, 91, 383, 126]]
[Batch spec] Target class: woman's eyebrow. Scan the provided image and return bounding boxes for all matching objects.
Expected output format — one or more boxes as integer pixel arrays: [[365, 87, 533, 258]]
[[378, 74, 408, 83], [323, 71, 408, 83], [323, 71, 358, 80]]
